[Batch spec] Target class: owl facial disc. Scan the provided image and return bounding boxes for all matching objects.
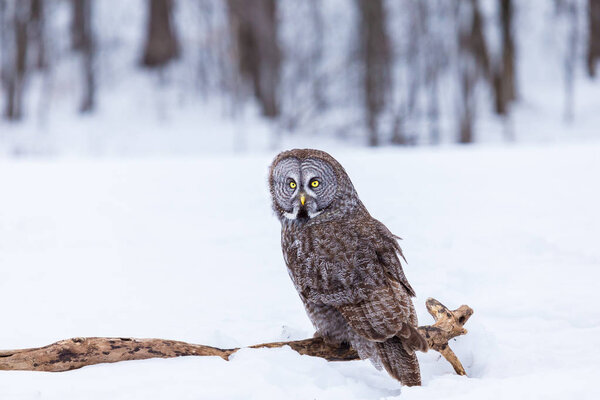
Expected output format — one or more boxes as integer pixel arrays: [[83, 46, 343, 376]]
[[269, 151, 339, 224]]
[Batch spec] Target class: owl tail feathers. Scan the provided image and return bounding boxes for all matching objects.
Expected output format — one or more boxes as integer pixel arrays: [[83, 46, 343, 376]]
[[375, 336, 422, 386]]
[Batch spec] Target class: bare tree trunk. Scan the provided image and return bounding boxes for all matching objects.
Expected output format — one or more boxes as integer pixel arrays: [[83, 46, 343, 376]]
[[1, 0, 29, 121], [356, 0, 391, 147], [226, 0, 280, 118], [309, 0, 326, 111], [29, 0, 45, 70], [141, 0, 179, 68], [71, 0, 95, 113], [493, 0, 516, 116], [428, 71, 440, 144], [458, 70, 475, 144], [587, 0, 600, 77], [391, 0, 423, 146], [456, 0, 490, 144], [564, 0, 579, 122], [467, 0, 491, 76], [423, 0, 444, 145]]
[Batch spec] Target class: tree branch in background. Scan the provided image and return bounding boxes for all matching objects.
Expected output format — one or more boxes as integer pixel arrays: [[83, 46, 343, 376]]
[[226, 0, 280, 118], [493, 0, 516, 116], [0, 298, 472, 380], [587, 0, 600, 77], [141, 0, 179, 68], [29, 0, 46, 70], [0, 1, 30, 120], [456, 0, 491, 143], [71, 0, 95, 113], [356, 0, 391, 147]]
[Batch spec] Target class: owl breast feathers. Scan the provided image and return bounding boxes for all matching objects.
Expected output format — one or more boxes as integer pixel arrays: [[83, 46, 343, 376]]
[[269, 148, 427, 386]]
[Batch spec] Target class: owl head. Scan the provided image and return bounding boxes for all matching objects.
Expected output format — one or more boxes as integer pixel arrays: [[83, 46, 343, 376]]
[[268, 149, 362, 223]]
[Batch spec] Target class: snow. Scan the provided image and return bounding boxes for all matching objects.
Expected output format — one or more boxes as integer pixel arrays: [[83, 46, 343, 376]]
[[2, 0, 599, 397], [1, 143, 599, 399]]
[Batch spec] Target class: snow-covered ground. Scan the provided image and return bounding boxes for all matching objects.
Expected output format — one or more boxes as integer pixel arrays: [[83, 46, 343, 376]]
[[1, 142, 599, 399]]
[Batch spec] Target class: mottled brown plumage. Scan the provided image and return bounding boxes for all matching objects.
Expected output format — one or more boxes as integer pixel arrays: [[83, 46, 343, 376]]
[[269, 149, 427, 386]]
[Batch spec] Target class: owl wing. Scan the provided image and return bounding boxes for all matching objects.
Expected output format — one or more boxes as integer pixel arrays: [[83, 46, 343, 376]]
[[337, 283, 418, 342], [304, 219, 424, 349], [336, 276, 425, 350]]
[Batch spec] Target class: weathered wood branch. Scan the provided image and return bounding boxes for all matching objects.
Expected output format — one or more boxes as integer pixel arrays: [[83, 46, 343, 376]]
[[0, 298, 472, 376], [418, 298, 474, 375]]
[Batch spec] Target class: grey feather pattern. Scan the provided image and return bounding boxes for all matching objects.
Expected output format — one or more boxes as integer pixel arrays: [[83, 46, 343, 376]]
[[269, 149, 425, 386]]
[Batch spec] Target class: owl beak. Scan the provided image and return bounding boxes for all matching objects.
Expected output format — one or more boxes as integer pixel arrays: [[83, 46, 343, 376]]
[[300, 194, 306, 206]]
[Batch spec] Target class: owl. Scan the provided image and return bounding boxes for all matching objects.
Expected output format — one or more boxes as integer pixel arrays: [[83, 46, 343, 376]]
[[268, 148, 427, 386]]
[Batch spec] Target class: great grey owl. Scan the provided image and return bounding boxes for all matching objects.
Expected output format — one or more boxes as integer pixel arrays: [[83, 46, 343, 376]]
[[268, 148, 427, 386]]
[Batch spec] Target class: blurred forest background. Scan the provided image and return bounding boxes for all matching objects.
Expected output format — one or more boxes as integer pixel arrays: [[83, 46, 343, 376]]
[[0, 0, 599, 156]]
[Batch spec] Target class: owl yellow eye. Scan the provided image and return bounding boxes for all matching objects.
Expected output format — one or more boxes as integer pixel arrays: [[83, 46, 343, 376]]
[[289, 181, 297, 189], [311, 179, 320, 188]]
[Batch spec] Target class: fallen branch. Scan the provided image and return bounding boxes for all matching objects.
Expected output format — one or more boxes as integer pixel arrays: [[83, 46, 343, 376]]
[[418, 298, 474, 375], [0, 298, 472, 376]]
